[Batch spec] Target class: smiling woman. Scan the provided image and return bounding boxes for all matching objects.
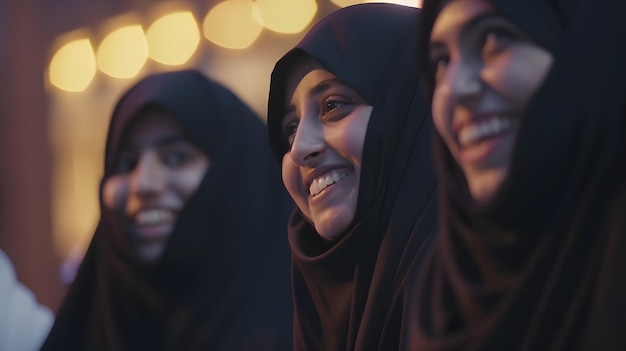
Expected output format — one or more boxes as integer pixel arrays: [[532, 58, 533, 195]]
[[427, 0, 552, 203], [407, 0, 626, 349], [281, 56, 373, 240], [42, 70, 294, 351], [101, 108, 210, 263], [267, 3, 439, 350]]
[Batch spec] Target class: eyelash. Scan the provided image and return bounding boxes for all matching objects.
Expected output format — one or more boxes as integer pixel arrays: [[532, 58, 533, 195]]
[[282, 97, 351, 148], [114, 148, 194, 173], [323, 99, 347, 115], [429, 24, 520, 83], [481, 27, 518, 55]]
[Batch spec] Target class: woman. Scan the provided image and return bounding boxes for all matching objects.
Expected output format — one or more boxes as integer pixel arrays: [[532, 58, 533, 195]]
[[267, 4, 439, 350], [408, 0, 626, 349], [42, 70, 294, 350]]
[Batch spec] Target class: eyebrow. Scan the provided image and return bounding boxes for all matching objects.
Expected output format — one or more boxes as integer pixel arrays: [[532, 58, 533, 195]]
[[122, 134, 189, 151], [282, 77, 346, 119], [430, 11, 500, 46]]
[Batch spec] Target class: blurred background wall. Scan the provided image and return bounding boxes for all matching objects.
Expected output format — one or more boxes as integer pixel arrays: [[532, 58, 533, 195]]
[[0, 0, 420, 312]]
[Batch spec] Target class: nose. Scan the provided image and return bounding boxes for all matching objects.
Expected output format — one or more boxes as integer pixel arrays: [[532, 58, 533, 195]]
[[129, 152, 165, 197], [442, 57, 483, 107], [289, 117, 325, 167]]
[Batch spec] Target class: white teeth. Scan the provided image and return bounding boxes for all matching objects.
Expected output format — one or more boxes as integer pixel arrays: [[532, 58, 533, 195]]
[[135, 209, 174, 226], [309, 170, 348, 196], [458, 117, 513, 147], [317, 178, 327, 192]]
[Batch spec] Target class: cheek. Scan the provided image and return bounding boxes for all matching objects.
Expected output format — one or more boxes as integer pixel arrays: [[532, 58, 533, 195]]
[[281, 155, 305, 203], [337, 106, 372, 166], [281, 155, 312, 218], [488, 48, 553, 106], [102, 176, 129, 212], [175, 162, 209, 201]]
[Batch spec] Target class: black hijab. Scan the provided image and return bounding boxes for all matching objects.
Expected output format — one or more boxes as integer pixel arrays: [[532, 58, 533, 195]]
[[267, 4, 438, 350], [43, 70, 294, 351], [409, 0, 626, 349]]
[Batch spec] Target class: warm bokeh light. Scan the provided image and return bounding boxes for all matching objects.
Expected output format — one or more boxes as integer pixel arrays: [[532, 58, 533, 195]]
[[203, 0, 263, 49], [48, 39, 97, 92], [252, 0, 317, 34], [96, 25, 148, 79], [146, 11, 200, 65], [332, 0, 422, 7]]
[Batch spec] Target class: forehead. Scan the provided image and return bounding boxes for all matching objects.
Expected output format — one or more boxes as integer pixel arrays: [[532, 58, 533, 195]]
[[284, 56, 336, 105], [430, 0, 495, 42], [124, 108, 184, 143]]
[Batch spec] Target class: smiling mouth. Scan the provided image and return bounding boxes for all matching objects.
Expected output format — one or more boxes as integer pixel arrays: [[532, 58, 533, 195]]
[[458, 116, 515, 147], [309, 169, 349, 197], [134, 209, 175, 226]]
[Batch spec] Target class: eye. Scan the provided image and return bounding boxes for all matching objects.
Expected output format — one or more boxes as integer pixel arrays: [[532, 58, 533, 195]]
[[428, 52, 450, 84], [115, 152, 138, 174], [429, 44, 450, 84], [283, 120, 299, 148], [482, 27, 518, 55], [323, 99, 347, 115], [432, 55, 450, 84], [161, 149, 190, 166]]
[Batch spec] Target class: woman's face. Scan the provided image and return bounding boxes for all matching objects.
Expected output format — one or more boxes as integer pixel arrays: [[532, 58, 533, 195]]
[[429, 0, 553, 203], [281, 57, 373, 240], [102, 109, 210, 263]]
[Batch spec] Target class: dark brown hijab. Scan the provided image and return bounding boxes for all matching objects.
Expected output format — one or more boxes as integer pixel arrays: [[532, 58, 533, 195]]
[[42, 70, 294, 351], [267, 4, 438, 350], [408, 0, 626, 349]]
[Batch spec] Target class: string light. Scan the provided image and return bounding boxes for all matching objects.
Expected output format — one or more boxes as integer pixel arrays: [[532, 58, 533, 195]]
[[146, 11, 200, 66], [252, 0, 317, 34], [48, 38, 96, 92], [97, 25, 148, 78]]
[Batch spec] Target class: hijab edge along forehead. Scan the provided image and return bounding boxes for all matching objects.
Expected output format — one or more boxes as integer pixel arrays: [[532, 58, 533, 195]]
[[104, 71, 210, 169], [267, 3, 434, 256], [103, 70, 263, 177], [417, 0, 564, 103], [268, 3, 421, 160]]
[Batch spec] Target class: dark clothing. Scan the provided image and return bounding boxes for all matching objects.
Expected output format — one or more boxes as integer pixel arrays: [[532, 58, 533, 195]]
[[43, 70, 294, 351], [408, 0, 626, 350], [267, 4, 438, 350]]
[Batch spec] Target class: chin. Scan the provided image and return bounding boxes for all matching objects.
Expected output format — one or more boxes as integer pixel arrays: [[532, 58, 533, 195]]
[[467, 168, 508, 204], [314, 212, 354, 241]]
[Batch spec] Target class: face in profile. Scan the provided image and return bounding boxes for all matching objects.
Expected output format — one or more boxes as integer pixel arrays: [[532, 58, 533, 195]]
[[281, 56, 373, 240], [102, 108, 210, 263], [429, 0, 553, 203]]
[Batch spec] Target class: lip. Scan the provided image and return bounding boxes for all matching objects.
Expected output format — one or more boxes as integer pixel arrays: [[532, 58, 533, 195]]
[[308, 170, 355, 205], [458, 130, 512, 166], [128, 207, 177, 241], [452, 111, 515, 139], [302, 164, 352, 196], [450, 111, 518, 166], [131, 223, 173, 241]]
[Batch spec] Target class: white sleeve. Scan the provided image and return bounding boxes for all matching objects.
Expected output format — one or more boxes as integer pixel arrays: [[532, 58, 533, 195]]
[[0, 249, 55, 351]]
